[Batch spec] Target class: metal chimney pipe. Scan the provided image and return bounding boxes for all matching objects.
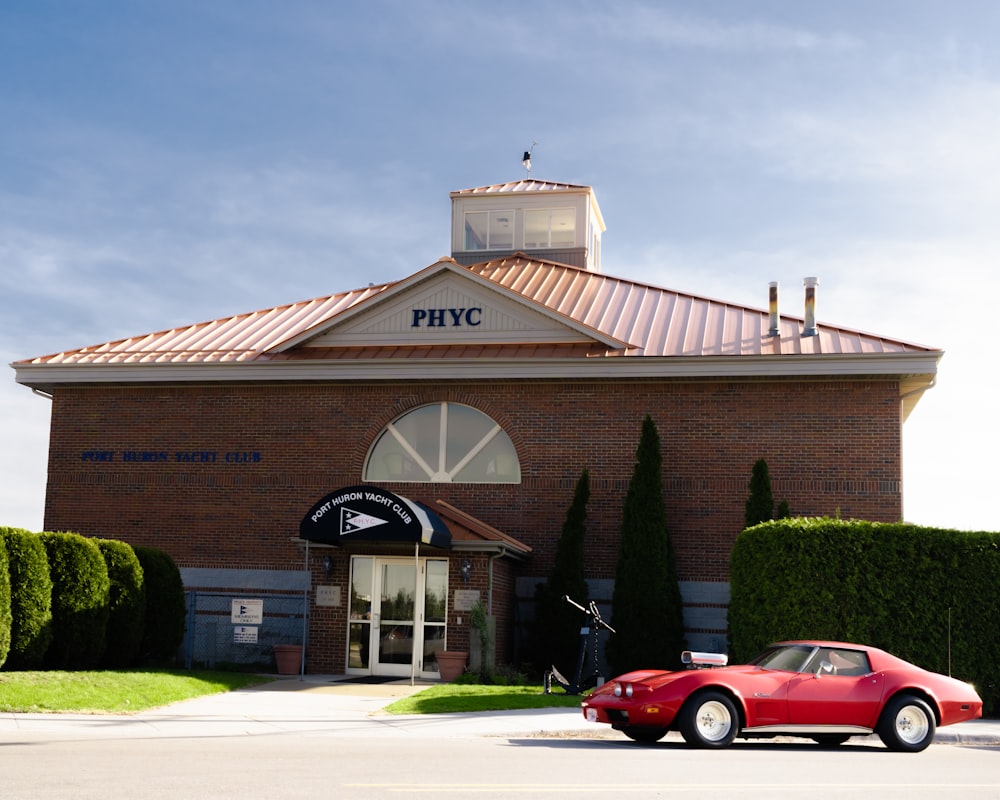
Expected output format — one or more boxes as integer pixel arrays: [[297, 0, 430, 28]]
[[803, 276, 818, 336], [768, 281, 779, 336]]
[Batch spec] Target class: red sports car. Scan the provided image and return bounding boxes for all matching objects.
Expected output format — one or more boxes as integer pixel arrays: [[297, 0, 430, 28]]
[[582, 641, 983, 752]]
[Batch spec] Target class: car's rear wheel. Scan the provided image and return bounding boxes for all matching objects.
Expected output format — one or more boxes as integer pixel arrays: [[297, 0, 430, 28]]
[[877, 694, 936, 752], [619, 726, 669, 743], [678, 691, 738, 748]]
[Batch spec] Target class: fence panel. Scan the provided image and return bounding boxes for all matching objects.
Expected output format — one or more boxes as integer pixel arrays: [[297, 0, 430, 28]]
[[183, 590, 308, 670]]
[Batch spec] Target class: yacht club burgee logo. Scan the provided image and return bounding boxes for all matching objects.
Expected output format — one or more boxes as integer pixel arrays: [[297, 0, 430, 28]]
[[341, 508, 388, 536]]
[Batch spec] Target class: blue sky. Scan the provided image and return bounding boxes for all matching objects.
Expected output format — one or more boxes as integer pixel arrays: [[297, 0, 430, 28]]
[[3, 1, 998, 532]]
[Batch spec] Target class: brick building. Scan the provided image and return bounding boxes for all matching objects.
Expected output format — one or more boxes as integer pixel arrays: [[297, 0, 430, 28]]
[[12, 179, 940, 678]]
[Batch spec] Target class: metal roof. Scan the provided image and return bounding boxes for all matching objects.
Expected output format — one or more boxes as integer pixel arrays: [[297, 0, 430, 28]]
[[15, 255, 936, 368], [449, 179, 593, 196], [465, 256, 935, 358]]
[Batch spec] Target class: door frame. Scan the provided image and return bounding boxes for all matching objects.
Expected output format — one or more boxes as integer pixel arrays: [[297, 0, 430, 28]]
[[347, 554, 447, 678]]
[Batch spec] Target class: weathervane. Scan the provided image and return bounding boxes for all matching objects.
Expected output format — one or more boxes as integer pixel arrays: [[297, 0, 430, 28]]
[[522, 142, 536, 177]]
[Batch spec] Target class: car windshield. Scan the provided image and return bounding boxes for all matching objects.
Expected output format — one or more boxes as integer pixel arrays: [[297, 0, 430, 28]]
[[748, 644, 816, 672]]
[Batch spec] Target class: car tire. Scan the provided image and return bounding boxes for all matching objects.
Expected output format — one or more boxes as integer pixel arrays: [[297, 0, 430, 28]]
[[678, 691, 739, 748], [876, 694, 936, 752], [620, 726, 669, 743]]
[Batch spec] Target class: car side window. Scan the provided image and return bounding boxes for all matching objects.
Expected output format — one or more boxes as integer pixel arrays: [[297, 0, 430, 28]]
[[752, 645, 814, 672], [803, 647, 872, 676], [828, 648, 871, 676]]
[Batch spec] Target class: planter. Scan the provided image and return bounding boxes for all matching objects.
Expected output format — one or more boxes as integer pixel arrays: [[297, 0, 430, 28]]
[[434, 650, 468, 682], [273, 643, 303, 675]]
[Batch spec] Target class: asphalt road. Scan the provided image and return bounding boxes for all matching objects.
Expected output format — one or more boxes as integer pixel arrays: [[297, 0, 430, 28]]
[[1, 678, 996, 800], [3, 728, 999, 800]]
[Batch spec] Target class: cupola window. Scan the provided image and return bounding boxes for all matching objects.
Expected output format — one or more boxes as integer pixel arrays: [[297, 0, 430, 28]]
[[524, 207, 575, 248], [464, 210, 514, 251]]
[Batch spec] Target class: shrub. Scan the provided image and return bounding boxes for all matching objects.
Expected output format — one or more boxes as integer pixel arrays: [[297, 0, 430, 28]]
[[744, 458, 774, 528], [39, 531, 110, 669], [134, 546, 186, 664], [0, 527, 53, 669], [730, 518, 1000, 715], [96, 539, 146, 667], [0, 532, 11, 667]]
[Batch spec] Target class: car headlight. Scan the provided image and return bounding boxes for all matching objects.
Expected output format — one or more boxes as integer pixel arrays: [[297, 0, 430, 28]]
[[613, 682, 633, 698]]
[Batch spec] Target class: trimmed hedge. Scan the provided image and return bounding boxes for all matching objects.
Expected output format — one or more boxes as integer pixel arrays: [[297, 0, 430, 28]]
[[40, 531, 111, 669], [730, 518, 1000, 715], [134, 546, 186, 664], [0, 527, 53, 669], [0, 532, 11, 667], [97, 539, 146, 667]]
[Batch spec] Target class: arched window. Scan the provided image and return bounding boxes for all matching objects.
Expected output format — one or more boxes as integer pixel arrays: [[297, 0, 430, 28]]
[[364, 403, 520, 483]]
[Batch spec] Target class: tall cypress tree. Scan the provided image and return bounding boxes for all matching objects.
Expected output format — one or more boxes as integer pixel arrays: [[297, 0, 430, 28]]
[[745, 458, 775, 528], [533, 469, 591, 673], [607, 415, 684, 674]]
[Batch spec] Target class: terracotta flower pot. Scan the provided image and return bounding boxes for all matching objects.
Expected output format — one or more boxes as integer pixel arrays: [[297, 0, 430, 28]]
[[434, 650, 468, 681], [273, 643, 303, 675]]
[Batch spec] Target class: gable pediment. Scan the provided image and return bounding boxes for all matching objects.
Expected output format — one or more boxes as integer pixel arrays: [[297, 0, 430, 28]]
[[272, 260, 625, 351]]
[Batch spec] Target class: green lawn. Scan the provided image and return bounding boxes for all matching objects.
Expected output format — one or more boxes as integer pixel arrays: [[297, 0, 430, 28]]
[[0, 670, 585, 715], [0, 670, 270, 713], [383, 683, 584, 715]]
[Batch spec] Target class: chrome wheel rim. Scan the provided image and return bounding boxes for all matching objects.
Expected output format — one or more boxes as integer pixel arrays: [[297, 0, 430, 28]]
[[696, 700, 733, 742], [895, 704, 931, 745]]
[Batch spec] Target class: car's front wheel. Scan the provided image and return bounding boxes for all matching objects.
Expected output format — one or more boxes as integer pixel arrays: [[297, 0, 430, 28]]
[[678, 691, 739, 748], [877, 694, 936, 752]]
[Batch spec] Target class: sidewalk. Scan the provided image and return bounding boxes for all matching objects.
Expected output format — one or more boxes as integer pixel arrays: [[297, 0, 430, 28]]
[[0, 674, 997, 746]]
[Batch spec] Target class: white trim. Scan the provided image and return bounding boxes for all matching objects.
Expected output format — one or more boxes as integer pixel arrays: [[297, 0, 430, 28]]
[[743, 724, 873, 736], [13, 351, 941, 389]]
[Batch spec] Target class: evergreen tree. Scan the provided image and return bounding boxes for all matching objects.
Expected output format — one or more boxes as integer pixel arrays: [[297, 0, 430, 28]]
[[607, 415, 685, 674], [533, 469, 591, 673], [745, 458, 775, 528]]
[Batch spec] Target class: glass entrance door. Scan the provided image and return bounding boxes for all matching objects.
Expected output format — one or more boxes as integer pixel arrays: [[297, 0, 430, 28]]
[[376, 561, 416, 674], [348, 556, 448, 677]]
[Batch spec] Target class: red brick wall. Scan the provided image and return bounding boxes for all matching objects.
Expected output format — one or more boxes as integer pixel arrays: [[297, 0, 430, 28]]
[[44, 376, 902, 669]]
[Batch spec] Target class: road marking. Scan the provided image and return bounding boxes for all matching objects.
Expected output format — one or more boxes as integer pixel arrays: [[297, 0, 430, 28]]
[[345, 783, 1000, 793]]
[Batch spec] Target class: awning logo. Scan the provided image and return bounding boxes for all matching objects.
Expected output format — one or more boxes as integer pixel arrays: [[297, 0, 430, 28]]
[[340, 507, 388, 535]]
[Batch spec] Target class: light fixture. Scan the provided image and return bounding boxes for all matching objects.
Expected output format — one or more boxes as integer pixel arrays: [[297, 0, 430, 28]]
[[460, 558, 472, 584], [322, 554, 333, 578]]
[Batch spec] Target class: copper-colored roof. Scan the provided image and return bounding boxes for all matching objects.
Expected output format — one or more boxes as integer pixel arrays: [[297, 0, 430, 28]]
[[449, 179, 592, 196], [14, 255, 938, 374], [465, 256, 934, 358], [425, 499, 531, 558]]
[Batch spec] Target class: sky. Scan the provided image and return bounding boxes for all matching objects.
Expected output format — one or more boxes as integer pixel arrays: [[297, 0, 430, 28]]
[[2, 1, 998, 533]]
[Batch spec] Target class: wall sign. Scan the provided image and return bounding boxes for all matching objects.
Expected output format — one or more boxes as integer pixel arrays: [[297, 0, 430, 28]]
[[411, 307, 482, 328], [453, 590, 480, 612], [80, 449, 262, 464], [234, 626, 259, 644], [315, 586, 341, 607], [231, 599, 264, 625]]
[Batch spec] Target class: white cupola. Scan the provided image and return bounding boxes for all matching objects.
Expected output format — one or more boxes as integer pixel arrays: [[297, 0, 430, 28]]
[[449, 179, 605, 271]]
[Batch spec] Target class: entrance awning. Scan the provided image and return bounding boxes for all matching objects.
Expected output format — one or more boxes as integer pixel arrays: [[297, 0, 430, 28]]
[[299, 485, 452, 549]]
